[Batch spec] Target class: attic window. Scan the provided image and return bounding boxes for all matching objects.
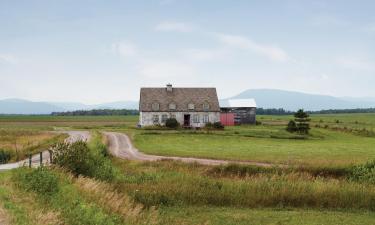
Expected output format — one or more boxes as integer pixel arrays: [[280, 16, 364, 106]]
[[188, 103, 195, 111], [152, 102, 160, 111], [203, 103, 210, 111], [169, 103, 176, 110]]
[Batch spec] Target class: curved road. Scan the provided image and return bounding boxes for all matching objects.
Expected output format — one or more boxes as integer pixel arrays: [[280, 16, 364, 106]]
[[104, 132, 279, 167], [0, 131, 90, 171]]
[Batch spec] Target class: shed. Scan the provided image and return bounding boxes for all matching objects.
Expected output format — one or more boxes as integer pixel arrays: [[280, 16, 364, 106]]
[[220, 98, 257, 125]]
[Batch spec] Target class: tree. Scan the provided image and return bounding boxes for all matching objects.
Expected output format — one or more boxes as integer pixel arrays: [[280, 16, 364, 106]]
[[286, 120, 297, 133], [294, 109, 310, 134]]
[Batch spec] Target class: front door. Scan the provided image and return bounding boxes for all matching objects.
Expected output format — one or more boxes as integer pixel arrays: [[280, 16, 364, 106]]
[[184, 114, 191, 127]]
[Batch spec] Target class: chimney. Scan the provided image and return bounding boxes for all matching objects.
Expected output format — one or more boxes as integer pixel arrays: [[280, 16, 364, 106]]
[[166, 83, 173, 92]]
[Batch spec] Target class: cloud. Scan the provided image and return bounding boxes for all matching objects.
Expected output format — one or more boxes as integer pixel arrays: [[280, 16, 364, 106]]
[[155, 21, 193, 32], [137, 59, 195, 79], [336, 57, 374, 71], [215, 33, 289, 62], [182, 48, 227, 61], [111, 41, 137, 57], [0, 54, 18, 64]]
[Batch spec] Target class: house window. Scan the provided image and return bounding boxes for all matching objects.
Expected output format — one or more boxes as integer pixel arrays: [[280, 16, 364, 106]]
[[203, 103, 210, 111], [203, 114, 209, 123], [152, 115, 159, 124], [161, 114, 168, 123], [188, 103, 195, 111], [169, 103, 176, 110], [193, 114, 200, 123], [170, 114, 176, 119], [152, 102, 160, 111]]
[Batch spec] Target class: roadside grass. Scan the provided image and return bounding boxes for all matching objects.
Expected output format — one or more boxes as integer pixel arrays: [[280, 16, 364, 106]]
[[0, 129, 66, 162], [159, 206, 375, 225], [112, 159, 375, 211]]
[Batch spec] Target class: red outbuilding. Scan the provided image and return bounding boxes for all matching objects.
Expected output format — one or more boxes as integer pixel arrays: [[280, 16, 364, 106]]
[[220, 112, 235, 126]]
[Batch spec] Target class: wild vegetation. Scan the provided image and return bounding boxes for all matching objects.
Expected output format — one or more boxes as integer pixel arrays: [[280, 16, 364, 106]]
[[1, 113, 375, 224]]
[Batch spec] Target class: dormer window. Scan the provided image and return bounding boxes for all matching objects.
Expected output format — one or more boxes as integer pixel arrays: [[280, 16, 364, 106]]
[[169, 103, 176, 110], [203, 103, 210, 111], [188, 103, 195, 111], [152, 102, 160, 111]]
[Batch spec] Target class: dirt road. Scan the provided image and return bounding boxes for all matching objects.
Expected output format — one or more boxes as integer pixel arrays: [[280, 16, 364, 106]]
[[104, 132, 279, 167], [0, 131, 91, 171]]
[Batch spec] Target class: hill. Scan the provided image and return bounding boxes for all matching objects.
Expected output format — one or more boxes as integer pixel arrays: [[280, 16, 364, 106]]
[[229, 89, 375, 111]]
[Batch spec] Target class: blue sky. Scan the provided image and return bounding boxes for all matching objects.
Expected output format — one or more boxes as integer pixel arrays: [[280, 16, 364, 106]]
[[0, 0, 374, 104]]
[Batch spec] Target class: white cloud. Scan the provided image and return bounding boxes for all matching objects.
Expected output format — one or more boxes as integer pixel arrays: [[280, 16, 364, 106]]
[[215, 33, 289, 62], [155, 21, 193, 33], [137, 59, 195, 79], [111, 41, 137, 57], [336, 57, 374, 71], [0, 54, 18, 64]]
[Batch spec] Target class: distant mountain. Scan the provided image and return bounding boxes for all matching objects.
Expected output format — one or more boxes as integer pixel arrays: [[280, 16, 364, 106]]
[[228, 89, 375, 111], [0, 99, 139, 114], [0, 99, 65, 114]]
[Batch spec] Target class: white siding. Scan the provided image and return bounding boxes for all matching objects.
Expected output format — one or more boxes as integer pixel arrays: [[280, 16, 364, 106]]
[[139, 111, 220, 127]]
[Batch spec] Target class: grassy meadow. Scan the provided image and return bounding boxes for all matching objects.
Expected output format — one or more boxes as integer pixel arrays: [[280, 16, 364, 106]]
[[0, 113, 375, 224]]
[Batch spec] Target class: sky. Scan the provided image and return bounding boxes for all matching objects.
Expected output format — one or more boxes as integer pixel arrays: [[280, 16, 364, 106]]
[[0, 0, 375, 104]]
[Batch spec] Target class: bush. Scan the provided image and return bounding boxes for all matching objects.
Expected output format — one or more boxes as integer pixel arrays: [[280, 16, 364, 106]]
[[348, 160, 375, 184], [51, 140, 115, 181], [14, 167, 59, 196], [286, 120, 297, 132], [213, 122, 224, 129], [165, 118, 179, 129], [255, 120, 262, 125], [0, 149, 11, 164]]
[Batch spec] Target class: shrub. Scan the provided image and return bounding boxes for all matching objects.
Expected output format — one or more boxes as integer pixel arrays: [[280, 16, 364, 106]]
[[255, 120, 262, 125], [165, 118, 179, 129], [286, 120, 297, 132], [348, 160, 375, 184], [51, 141, 115, 181], [0, 149, 11, 164], [14, 167, 59, 196], [213, 122, 224, 129]]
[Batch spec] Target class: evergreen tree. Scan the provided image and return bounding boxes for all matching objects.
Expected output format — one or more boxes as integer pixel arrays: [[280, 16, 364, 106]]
[[294, 109, 310, 134]]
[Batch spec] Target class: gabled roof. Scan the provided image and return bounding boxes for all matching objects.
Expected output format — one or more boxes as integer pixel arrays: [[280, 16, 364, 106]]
[[220, 98, 257, 108], [140, 87, 220, 112]]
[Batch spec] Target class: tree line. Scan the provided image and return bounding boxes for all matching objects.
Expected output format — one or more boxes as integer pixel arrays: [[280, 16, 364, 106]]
[[51, 109, 139, 116], [256, 108, 375, 115]]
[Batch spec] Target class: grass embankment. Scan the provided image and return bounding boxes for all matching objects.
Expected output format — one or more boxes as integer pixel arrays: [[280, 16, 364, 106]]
[[0, 129, 66, 162]]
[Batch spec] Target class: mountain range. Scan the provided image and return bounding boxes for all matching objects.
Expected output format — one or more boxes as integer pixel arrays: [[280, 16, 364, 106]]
[[1, 89, 375, 114]]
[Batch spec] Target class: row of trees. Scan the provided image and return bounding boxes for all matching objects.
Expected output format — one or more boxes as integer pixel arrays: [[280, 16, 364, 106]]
[[51, 109, 139, 116]]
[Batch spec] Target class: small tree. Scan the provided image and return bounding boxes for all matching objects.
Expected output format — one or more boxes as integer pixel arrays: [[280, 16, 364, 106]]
[[286, 109, 310, 134], [294, 109, 310, 134]]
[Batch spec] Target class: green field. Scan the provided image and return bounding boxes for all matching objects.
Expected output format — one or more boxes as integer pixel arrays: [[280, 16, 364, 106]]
[[1, 114, 375, 224]]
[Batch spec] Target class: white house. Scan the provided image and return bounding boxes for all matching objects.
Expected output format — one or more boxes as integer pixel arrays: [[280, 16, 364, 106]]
[[139, 84, 221, 127]]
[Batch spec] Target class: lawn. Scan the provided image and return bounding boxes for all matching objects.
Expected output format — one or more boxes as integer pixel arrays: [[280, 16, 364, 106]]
[[133, 126, 375, 167]]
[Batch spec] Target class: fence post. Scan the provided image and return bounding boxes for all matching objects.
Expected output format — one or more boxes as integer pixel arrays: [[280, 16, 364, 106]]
[[29, 154, 32, 168], [40, 152, 43, 166], [49, 150, 53, 164]]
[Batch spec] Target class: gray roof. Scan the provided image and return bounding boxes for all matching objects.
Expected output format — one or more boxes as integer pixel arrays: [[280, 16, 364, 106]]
[[220, 99, 257, 108], [140, 87, 220, 112]]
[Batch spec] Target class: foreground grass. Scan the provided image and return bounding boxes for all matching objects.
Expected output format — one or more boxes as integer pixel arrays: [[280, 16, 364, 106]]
[[160, 206, 375, 225]]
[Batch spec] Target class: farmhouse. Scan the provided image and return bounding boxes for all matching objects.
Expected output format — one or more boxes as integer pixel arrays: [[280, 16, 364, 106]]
[[139, 84, 221, 127], [220, 99, 257, 125]]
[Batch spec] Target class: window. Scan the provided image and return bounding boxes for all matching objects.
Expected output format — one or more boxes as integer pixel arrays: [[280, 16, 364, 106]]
[[203, 103, 210, 111], [193, 114, 200, 123], [169, 103, 176, 110], [170, 114, 176, 119], [152, 102, 160, 111], [188, 103, 195, 110], [152, 115, 159, 124], [203, 114, 209, 123], [161, 114, 168, 123]]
